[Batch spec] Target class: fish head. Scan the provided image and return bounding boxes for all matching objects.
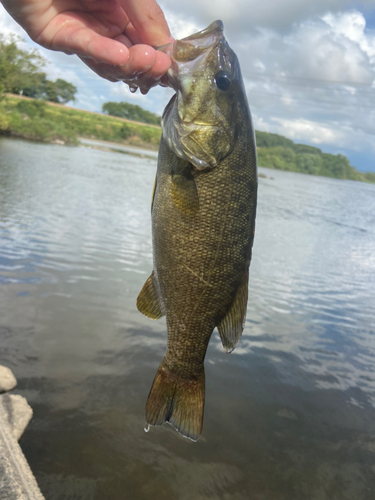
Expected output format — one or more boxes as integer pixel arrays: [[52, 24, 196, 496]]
[[161, 21, 244, 170]]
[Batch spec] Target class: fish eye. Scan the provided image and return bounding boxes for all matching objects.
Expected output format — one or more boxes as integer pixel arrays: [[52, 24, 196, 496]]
[[214, 71, 231, 91]]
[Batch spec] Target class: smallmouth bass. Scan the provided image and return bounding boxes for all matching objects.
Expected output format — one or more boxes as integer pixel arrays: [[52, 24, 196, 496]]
[[137, 20, 257, 441]]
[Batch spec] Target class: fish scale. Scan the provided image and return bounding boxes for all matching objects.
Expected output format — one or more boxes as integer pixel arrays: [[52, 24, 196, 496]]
[[137, 20, 257, 440]]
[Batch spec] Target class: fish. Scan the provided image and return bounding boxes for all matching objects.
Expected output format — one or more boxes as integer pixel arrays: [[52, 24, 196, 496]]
[[137, 20, 257, 441]]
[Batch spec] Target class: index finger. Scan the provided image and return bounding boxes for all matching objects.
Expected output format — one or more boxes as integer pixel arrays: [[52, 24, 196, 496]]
[[119, 0, 173, 47]]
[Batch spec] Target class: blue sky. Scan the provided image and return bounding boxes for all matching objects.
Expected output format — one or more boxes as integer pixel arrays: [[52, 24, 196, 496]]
[[1, 0, 375, 172], [364, 5, 375, 29]]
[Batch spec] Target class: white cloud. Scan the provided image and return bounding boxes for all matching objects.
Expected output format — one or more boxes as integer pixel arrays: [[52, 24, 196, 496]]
[[232, 9, 375, 169], [270, 117, 345, 145], [161, 0, 375, 35], [323, 10, 375, 62], [238, 12, 375, 85], [162, 8, 201, 40], [0, 7, 25, 38]]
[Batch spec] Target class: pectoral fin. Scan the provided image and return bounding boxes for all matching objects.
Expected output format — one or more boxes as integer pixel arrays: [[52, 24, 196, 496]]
[[171, 165, 199, 216], [151, 175, 157, 212], [137, 273, 164, 320], [217, 273, 249, 353]]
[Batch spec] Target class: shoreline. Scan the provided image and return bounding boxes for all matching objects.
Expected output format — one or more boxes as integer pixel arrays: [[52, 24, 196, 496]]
[[4, 94, 162, 130], [79, 137, 158, 160], [1, 134, 374, 184], [1, 94, 374, 183]]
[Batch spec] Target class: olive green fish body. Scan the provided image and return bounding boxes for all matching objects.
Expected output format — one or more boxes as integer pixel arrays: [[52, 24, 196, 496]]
[[137, 21, 257, 440]]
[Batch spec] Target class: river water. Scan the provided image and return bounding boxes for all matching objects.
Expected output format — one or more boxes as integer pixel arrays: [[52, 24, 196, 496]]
[[1, 137, 375, 500]]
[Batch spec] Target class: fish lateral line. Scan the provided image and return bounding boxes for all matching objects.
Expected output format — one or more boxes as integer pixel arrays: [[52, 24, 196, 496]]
[[181, 263, 214, 288]]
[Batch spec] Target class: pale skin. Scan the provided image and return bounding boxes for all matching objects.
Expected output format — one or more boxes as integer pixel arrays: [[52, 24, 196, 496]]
[[1, 0, 173, 93]]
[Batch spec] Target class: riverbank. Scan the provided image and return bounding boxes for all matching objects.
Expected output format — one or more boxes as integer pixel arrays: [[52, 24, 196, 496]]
[[1, 93, 374, 184], [0, 94, 161, 149]]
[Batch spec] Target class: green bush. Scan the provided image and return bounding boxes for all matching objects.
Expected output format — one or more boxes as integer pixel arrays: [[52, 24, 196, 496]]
[[0, 114, 9, 131], [102, 101, 161, 125], [16, 99, 47, 118], [256, 130, 294, 149], [1, 96, 162, 147], [296, 153, 323, 175], [364, 172, 375, 183]]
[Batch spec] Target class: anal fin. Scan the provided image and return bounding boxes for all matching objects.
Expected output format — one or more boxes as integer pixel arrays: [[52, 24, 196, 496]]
[[217, 273, 249, 353], [137, 273, 164, 320]]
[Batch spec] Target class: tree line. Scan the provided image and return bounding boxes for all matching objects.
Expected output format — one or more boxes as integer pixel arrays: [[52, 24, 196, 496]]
[[255, 131, 375, 182], [0, 35, 77, 104], [102, 101, 161, 126]]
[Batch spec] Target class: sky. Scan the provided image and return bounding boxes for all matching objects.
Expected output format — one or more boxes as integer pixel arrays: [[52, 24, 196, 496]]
[[1, 1, 375, 172]]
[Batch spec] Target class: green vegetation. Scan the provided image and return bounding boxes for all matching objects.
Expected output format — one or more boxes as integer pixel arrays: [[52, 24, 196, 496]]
[[102, 101, 161, 125], [255, 131, 374, 183], [0, 34, 77, 103], [0, 34, 160, 146], [0, 94, 161, 147]]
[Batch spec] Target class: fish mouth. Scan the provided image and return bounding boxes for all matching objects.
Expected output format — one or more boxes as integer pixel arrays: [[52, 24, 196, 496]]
[[155, 41, 174, 56], [181, 20, 223, 42], [156, 20, 223, 53], [156, 20, 224, 64], [180, 118, 221, 128], [156, 20, 225, 91]]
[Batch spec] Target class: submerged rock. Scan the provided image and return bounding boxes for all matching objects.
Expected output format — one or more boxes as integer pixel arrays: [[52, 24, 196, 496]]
[[0, 394, 33, 441], [0, 365, 45, 500], [0, 365, 17, 393]]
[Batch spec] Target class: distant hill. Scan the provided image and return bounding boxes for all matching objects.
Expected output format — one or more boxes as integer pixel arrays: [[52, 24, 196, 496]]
[[255, 131, 375, 183]]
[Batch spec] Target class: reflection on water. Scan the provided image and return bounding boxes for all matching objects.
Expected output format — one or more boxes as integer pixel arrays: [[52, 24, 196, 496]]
[[1, 137, 375, 500]]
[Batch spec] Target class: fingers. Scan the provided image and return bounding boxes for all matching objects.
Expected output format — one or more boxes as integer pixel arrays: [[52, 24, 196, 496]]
[[119, 0, 173, 47], [135, 50, 172, 93], [25, 0, 173, 91], [79, 44, 171, 89], [69, 30, 131, 66], [36, 11, 131, 65]]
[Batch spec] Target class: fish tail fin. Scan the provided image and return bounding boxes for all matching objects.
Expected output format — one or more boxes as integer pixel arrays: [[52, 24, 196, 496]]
[[145, 362, 205, 441]]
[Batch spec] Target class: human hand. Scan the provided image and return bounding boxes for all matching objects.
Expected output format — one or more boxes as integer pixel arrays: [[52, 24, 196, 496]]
[[1, 0, 173, 94]]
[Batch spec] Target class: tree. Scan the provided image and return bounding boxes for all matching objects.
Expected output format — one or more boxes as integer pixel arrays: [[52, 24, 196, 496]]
[[42, 78, 77, 104], [255, 130, 294, 149], [0, 34, 46, 95], [102, 101, 161, 125], [296, 153, 323, 175], [0, 35, 77, 104]]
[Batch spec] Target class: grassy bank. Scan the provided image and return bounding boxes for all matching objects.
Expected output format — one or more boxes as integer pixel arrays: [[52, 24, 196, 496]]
[[0, 94, 161, 149]]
